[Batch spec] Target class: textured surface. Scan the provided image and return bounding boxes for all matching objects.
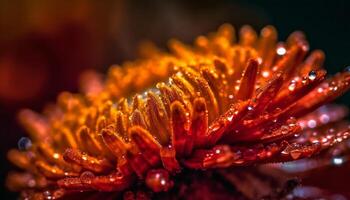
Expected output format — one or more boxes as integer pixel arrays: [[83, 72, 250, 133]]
[[6, 24, 350, 199]]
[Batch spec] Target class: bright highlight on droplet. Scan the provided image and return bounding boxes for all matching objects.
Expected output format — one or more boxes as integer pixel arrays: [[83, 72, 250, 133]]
[[320, 114, 330, 124], [262, 70, 270, 78], [276, 47, 286, 55], [288, 81, 296, 91], [307, 120, 317, 128], [332, 157, 343, 165]]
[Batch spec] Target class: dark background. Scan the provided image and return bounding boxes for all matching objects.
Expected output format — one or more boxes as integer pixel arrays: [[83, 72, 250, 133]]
[[1, 0, 350, 198]]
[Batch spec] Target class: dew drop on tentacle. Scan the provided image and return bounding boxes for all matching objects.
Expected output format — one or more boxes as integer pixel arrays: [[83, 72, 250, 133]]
[[262, 70, 270, 78], [344, 66, 350, 72], [288, 80, 297, 91], [308, 70, 317, 80], [332, 157, 344, 166], [145, 169, 173, 192], [290, 149, 302, 160], [307, 120, 317, 129], [276, 44, 287, 56], [17, 137, 32, 151], [43, 190, 52, 200], [80, 171, 95, 185]]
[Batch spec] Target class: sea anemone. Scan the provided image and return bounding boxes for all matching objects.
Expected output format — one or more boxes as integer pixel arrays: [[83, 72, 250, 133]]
[[6, 24, 350, 199]]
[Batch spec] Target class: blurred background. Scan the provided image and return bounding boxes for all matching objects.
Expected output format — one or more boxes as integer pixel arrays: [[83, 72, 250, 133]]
[[1, 0, 350, 198]]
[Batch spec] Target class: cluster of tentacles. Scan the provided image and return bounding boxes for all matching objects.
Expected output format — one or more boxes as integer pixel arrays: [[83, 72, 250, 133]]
[[6, 24, 350, 199]]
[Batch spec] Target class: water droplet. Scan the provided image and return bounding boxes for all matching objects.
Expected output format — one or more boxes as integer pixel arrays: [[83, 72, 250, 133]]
[[312, 139, 320, 144], [82, 155, 88, 161], [215, 149, 221, 154], [290, 150, 301, 159], [276, 46, 287, 56], [80, 171, 94, 184], [176, 72, 183, 76], [146, 169, 171, 192], [262, 70, 270, 78], [28, 179, 36, 187], [307, 120, 317, 128], [53, 153, 60, 159], [308, 71, 317, 80], [344, 66, 350, 72], [332, 157, 344, 165], [257, 57, 263, 64], [288, 81, 296, 91], [328, 128, 335, 133], [227, 115, 234, 122], [160, 179, 166, 185], [319, 114, 330, 124], [281, 125, 289, 134], [43, 190, 52, 200], [18, 137, 32, 151], [247, 106, 254, 111], [233, 150, 242, 159], [281, 149, 289, 155], [209, 123, 221, 132], [274, 63, 284, 70]]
